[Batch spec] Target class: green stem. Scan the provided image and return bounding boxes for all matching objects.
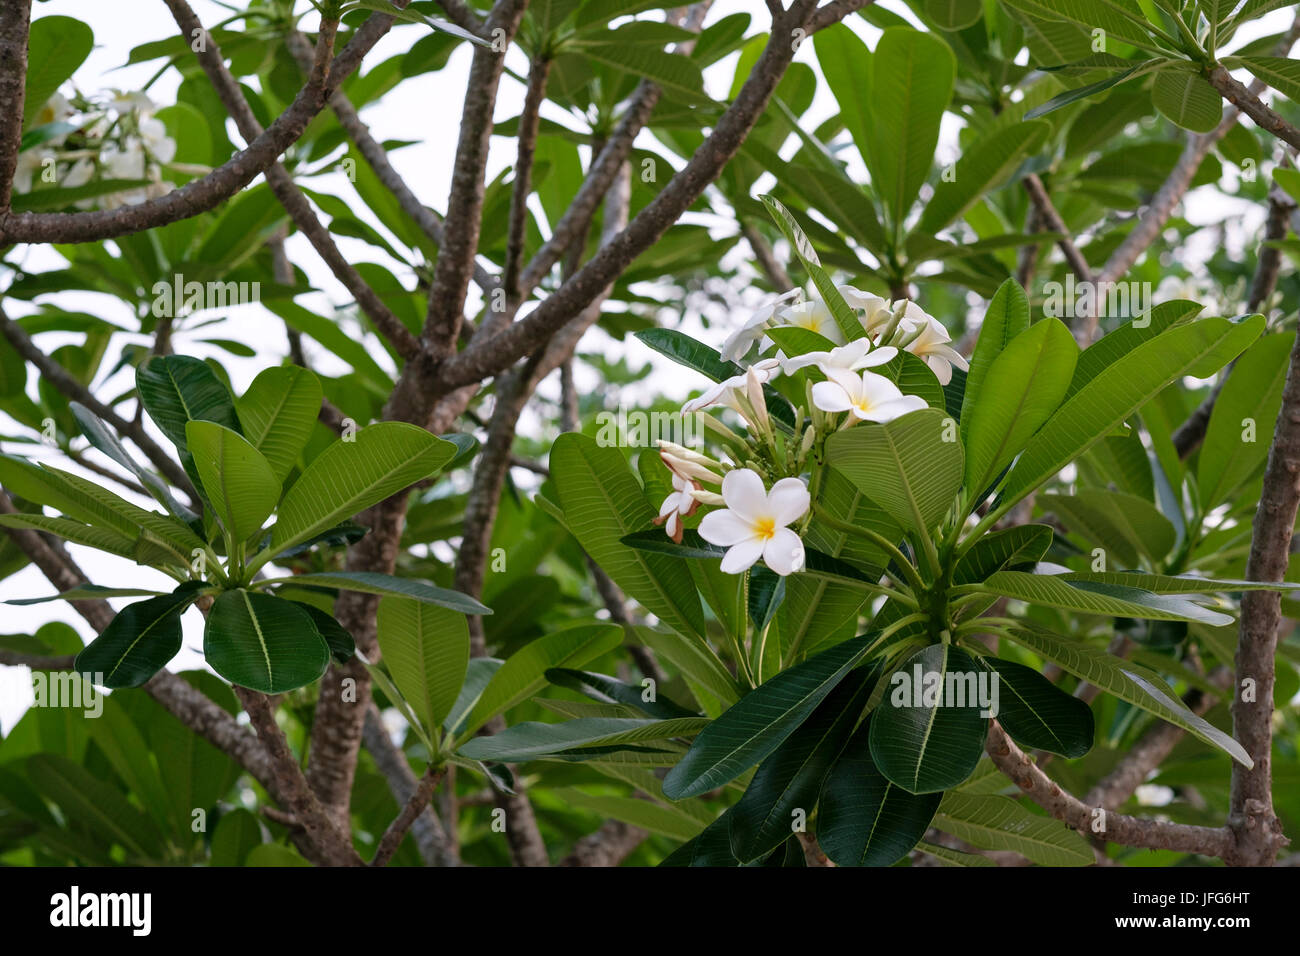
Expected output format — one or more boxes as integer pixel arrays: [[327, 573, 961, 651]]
[[813, 505, 927, 594]]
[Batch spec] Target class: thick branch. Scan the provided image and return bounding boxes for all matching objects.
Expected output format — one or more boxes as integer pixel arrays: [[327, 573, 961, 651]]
[[235, 687, 365, 867], [1207, 65, 1300, 151], [424, 0, 530, 358], [0, 0, 32, 213], [0, 8, 398, 245], [438, 0, 826, 392], [986, 723, 1235, 857], [1225, 331, 1300, 865], [165, 2, 421, 361]]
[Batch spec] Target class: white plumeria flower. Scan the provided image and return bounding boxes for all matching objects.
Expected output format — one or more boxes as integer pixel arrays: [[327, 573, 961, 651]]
[[681, 358, 781, 414], [781, 339, 898, 374], [775, 299, 844, 344], [840, 286, 895, 334], [139, 117, 177, 164], [811, 367, 927, 423], [659, 447, 722, 485], [698, 469, 809, 576], [62, 158, 95, 189], [902, 314, 969, 386], [655, 473, 700, 543], [720, 289, 801, 361], [103, 139, 146, 180], [110, 91, 156, 115]]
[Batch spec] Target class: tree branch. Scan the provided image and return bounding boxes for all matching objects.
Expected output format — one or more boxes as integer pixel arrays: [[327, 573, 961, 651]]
[[370, 764, 446, 866], [503, 55, 552, 302], [164, 1, 421, 361], [1224, 330, 1300, 865], [437, 0, 827, 392], [0, 7, 399, 245], [362, 704, 456, 866], [1172, 179, 1296, 458], [0, 0, 32, 213], [0, 302, 198, 500], [986, 723, 1235, 857], [423, 0, 530, 359]]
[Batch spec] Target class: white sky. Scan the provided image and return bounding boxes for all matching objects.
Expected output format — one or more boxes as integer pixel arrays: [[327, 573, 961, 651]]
[[0, 1, 1291, 731]]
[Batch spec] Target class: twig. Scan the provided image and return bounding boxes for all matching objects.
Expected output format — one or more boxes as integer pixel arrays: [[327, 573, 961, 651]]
[[370, 764, 446, 866], [0, 303, 198, 500], [504, 56, 553, 302]]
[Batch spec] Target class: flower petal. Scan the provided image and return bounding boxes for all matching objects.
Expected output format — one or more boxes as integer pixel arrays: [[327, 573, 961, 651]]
[[698, 508, 758, 546], [767, 477, 810, 527], [763, 528, 806, 576], [811, 380, 852, 413], [859, 345, 898, 368], [720, 468, 770, 521], [720, 538, 765, 574]]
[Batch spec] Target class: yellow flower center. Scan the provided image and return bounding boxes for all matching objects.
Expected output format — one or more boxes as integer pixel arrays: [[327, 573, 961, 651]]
[[754, 517, 776, 540], [853, 397, 875, 415]]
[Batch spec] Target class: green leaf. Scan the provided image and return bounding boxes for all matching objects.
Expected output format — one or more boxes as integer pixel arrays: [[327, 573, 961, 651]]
[[543, 668, 699, 719], [1059, 570, 1300, 593], [1152, 69, 1223, 132], [1198, 332, 1293, 510], [203, 590, 330, 694], [290, 602, 355, 663], [186, 421, 279, 546], [269, 571, 489, 616], [953, 524, 1053, 585], [1229, 56, 1300, 103], [813, 25, 874, 176], [977, 570, 1233, 625], [265, 423, 456, 563], [1064, 300, 1202, 400], [728, 668, 873, 863], [0, 513, 138, 560], [915, 842, 996, 866], [554, 787, 704, 841], [210, 808, 261, 866], [6, 584, 167, 605], [136, 355, 241, 457], [70, 403, 196, 524], [1025, 63, 1147, 119], [867, 28, 955, 229], [999, 315, 1264, 509], [22, 17, 93, 130], [578, 42, 710, 105], [869, 643, 988, 794], [1001, 623, 1252, 766], [550, 433, 705, 638], [1041, 489, 1176, 567], [235, 366, 323, 484], [458, 717, 707, 761], [73, 584, 202, 689], [662, 631, 876, 800], [376, 596, 469, 733], [25, 754, 164, 859], [984, 657, 1094, 757], [459, 623, 623, 738], [826, 408, 964, 538], [817, 716, 942, 866], [920, 122, 1049, 233], [761, 195, 865, 342], [635, 625, 742, 707], [963, 318, 1079, 495], [925, 0, 985, 29], [934, 791, 1093, 866], [634, 327, 742, 381], [961, 279, 1030, 435]]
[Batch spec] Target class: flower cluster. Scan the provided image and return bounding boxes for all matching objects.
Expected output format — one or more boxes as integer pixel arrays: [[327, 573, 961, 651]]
[[15, 91, 182, 209], [654, 286, 966, 577]]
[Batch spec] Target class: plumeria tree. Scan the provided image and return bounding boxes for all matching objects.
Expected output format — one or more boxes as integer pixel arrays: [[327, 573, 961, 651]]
[[0, 0, 1299, 870]]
